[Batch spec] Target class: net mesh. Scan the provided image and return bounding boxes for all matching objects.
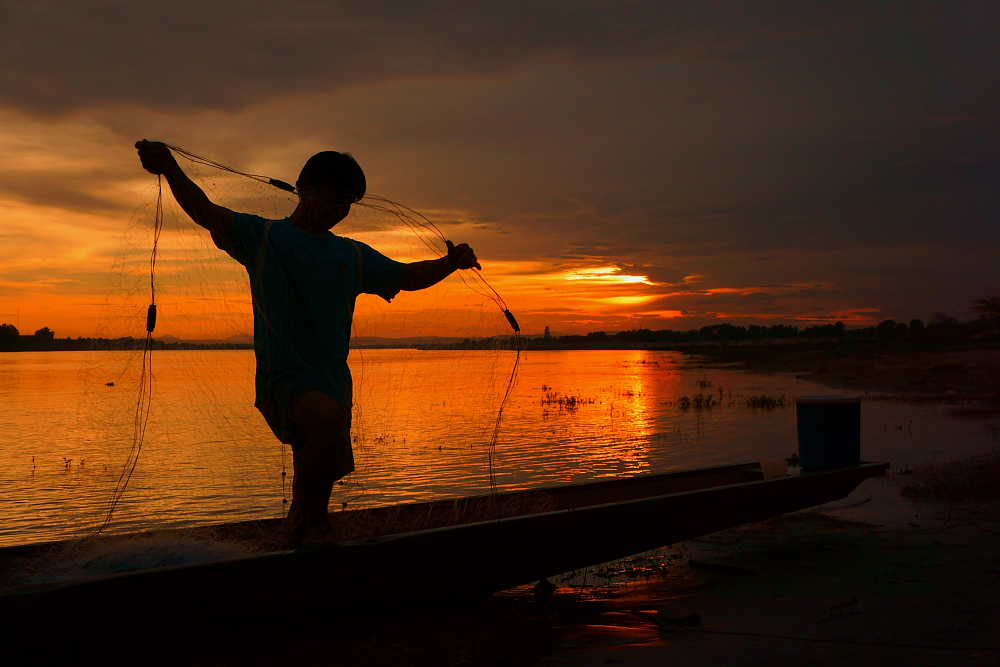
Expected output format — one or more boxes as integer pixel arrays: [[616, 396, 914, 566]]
[[76, 148, 520, 536]]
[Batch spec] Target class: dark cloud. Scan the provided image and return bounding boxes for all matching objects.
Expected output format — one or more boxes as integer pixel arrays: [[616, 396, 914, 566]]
[[882, 157, 1000, 192], [4, 1, 996, 117], [1, 0, 683, 113]]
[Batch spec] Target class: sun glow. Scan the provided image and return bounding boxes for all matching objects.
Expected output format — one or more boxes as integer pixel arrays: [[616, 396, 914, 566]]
[[600, 295, 660, 305], [563, 266, 655, 286]]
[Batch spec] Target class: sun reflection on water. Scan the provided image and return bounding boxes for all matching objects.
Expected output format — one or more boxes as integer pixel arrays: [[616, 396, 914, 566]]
[[2, 349, 998, 546]]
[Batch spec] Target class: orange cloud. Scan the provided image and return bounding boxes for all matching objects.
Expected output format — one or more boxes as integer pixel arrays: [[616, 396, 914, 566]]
[[705, 282, 832, 296], [792, 308, 882, 325], [713, 307, 881, 325], [0, 97, 974, 340], [635, 309, 684, 319]]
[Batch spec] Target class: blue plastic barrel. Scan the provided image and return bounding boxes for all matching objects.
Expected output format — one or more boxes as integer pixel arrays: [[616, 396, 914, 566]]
[[796, 395, 861, 471]]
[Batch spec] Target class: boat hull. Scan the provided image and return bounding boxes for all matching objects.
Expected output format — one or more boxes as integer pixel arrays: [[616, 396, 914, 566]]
[[0, 462, 887, 625]]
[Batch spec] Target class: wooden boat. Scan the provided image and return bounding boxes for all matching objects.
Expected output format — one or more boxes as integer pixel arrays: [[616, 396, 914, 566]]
[[0, 461, 887, 626]]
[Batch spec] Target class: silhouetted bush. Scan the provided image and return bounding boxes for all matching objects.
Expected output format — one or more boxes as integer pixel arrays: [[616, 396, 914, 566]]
[[0, 323, 19, 350]]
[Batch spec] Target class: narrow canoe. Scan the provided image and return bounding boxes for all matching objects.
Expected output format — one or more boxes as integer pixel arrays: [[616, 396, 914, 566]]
[[0, 461, 887, 625]]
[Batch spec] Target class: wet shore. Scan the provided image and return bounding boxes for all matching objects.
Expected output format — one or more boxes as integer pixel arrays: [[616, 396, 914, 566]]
[[534, 471, 1000, 666], [693, 342, 1000, 401]]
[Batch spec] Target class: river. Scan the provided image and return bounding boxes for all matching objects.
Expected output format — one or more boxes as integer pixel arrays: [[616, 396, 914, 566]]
[[0, 349, 996, 546]]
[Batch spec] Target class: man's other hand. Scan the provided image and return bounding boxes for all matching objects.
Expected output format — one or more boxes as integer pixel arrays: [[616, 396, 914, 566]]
[[135, 140, 177, 175], [446, 240, 481, 270]]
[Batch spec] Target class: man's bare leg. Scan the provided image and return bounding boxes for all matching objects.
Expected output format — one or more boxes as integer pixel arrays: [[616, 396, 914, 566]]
[[286, 390, 351, 547], [286, 442, 337, 546]]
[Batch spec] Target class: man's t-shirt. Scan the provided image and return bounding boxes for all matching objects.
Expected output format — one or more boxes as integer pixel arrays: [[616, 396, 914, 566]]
[[212, 212, 405, 442]]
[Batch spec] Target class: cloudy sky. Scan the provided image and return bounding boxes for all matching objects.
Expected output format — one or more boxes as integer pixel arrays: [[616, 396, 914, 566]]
[[0, 0, 997, 338]]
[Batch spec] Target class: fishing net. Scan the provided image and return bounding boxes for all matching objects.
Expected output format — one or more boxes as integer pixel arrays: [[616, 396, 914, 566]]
[[66, 144, 521, 540]]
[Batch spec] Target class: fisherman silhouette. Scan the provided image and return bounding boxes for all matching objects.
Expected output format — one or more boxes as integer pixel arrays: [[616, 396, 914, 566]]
[[135, 140, 481, 546]]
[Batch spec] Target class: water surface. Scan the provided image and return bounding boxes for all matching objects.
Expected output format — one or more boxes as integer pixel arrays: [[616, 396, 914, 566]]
[[1, 349, 996, 546]]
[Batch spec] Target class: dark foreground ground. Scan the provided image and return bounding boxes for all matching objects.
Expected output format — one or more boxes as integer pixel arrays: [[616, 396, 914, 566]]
[[13, 342, 1000, 666], [16, 467, 1000, 667]]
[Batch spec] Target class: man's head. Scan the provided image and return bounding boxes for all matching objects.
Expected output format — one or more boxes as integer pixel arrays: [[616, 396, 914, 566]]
[[294, 151, 366, 230]]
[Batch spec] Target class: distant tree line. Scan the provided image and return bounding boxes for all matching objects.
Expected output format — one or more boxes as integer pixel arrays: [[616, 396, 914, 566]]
[[520, 296, 1000, 349], [5, 296, 1000, 352], [0, 324, 58, 351], [0, 324, 248, 352]]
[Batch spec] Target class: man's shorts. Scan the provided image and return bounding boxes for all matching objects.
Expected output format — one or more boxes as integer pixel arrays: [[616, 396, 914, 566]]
[[257, 378, 355, 478]]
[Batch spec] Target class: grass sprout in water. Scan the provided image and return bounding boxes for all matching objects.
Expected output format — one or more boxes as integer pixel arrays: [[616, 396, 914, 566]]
[[670, 392, 788, 411], [541, 388, 596, 413], [677, 394, 717, 410]]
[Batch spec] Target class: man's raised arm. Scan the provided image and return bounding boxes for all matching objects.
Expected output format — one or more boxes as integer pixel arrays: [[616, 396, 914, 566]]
[[135, 140, 233, 239], [399, 240, 481, 291]]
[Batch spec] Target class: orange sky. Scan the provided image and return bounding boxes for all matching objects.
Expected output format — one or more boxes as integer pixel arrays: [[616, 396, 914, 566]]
[[1, 3, 997, 339], [0, 169, 887, 340]]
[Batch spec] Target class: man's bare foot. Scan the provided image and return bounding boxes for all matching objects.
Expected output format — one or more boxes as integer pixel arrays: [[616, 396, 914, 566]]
[[286, 516, 337, 549]]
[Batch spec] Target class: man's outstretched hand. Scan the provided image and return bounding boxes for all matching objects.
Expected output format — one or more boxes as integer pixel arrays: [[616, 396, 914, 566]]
[[446, 240, 481, 270], [135, 140, 177, 175]]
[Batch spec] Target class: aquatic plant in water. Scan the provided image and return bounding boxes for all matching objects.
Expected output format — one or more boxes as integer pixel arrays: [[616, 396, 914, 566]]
[[677, 394, 716, 410], [541, 389, 595, 412]]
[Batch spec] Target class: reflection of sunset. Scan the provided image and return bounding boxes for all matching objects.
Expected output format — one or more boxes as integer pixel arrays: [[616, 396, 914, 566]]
[[489, 350, 693, 482], [6, 346, 998, 545], [590, 352, 656, 478]]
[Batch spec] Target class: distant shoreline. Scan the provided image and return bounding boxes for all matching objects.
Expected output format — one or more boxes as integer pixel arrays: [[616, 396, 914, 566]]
[[0, 339, 253, 352], [5, 337, 998, 400]]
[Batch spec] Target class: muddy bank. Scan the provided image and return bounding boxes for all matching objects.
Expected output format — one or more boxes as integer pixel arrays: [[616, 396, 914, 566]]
[[536, 472, 1000, 666], [692, 342, 1000, 401]]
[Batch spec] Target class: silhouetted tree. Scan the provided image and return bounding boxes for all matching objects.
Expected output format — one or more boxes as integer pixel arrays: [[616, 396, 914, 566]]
[[768, 324, 799, 339], [699, 324, 743, 341], [926, 312, 963, 343], [972, 297, 1000, 336], [930, 312, 958, 327], [803, 322, 846, 339], [876, 319, 905, 341], [909, 319, 925, 337], [33, 327, 54, 342], [972, 297, 1000, 320], [0, 323, 19, 351]]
